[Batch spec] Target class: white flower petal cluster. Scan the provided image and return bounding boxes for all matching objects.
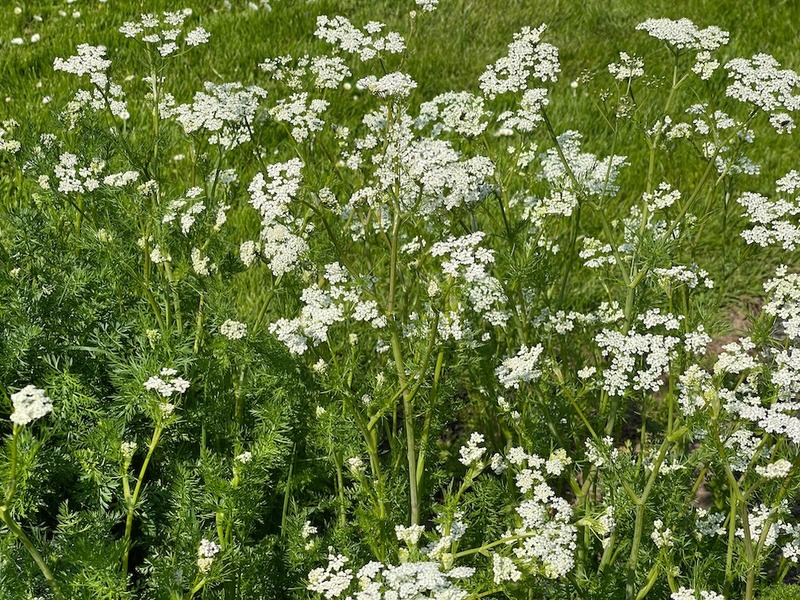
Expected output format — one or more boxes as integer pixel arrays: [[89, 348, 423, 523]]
[[738, 172, 800, 250], [10, 385, 53, 426], [636, 18, 728, 51], [479, 25, 560, 98], [458, 432, 486, 467], [723, 380, 800, 447], [269, 92, 329, 141], [429, 232, 509, 326], [395, 524, 425, 546], [580, 237, 616, 269], [197, 538, 221, 574], [315, 15, 405, 62], [496, 344, 544, 389], [608, 52, 644, 80], [671, 588, 725, 600], [415, 0, 439, 12], [417, 92, 488, 138], [270, 263, 386, 355], [509, 471, 576, 577], [636, 19, 728, 79], [497, 88, 549, 133], [725, 53, 800, 130], [764, 266, 800, 339], [143, 368, 190, 398], [0, 120, 21, 154], [596, 319, 698, 396], [357, 72, 417, 99], [650, 519, 673, 548], [54, 44, 129, 121], [755, 459, 792, 479], [540, 131, 627, 198], [119, 10, 209, 56], [53, 152, 105, 194], [677, 364, 714, 416], [219, 320, 247, 340], [191, 248, 214, 276], [308, 553, 474, 600], [172, 82, 267, 148], [103, 171, 140, 187], [653, 264, 714, 290], [492, 553, 521, 584], [643, 182, 680, 211], [346, 108, 494, 219]]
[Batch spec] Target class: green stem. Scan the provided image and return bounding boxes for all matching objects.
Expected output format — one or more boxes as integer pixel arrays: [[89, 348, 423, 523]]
[[122, 424, 163, 580], [0, 507, 62, 599]]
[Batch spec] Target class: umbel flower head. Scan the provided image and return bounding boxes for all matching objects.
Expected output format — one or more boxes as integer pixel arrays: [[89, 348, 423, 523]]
[[10, 385, 53, 426]]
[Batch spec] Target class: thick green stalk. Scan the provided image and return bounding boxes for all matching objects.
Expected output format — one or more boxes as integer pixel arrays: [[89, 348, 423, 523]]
[[122, 424, 163, 580], [625, 437, 670, 600]]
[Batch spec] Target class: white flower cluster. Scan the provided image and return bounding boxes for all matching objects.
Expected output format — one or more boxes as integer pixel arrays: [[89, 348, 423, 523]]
[[764, 266, 800, 339], [650, 519, 673, 548], [119, 10, 209, 57], [53, 152, 104, 194], [197, 538, 221, 574], [270, 263, 386, 355], [496, 344, 544, 389], [497, 87, 549, 133], [596, 320, 689, 396], [10, 385, 53, 426], [642, 182, 681, 212], [608, 52, 644, 80], [103, 171, 140, 187], [346, 108, 494, 219], [143, 368, 190, 397], [479, 25, 560, 98], [415, 0, 439, 11], [723, 375, 800, 447], [738, 171, 800, 250], [314, 15, 405, 61], [585, 437, 619, 468], [580, 237, 616, 269], [695, 508, 726, 539], [416, 92, 488, 138], [671, 588, 725, 600], [492, 553, 521, 584], [529, 303, 624, 336], [540, 130, 628, 200], [269, 92, 329, 141], [261, 54, 351, 90], [508, 465, 576, 577], [307, 554, 472, 600], [54, 44, 129, 121], [427, 232, 509, 327], [121, 441, 138, 461], [725, 53, 800, 131], [357, 72, 418, 99], [395, 524, 425, 546], [755, 459, 792, 479], [677, 364, 714, 416], [219, 320, 247, 340], [458, 432, 486, 467], [170, 82, 267, 148], [653, 264, 714, 290], [0, 119, 21, 154], [636, 18, 728, 51], [636, 18, 728, 79], [162, 188, 206, 235], [246, 159, 308, 277]]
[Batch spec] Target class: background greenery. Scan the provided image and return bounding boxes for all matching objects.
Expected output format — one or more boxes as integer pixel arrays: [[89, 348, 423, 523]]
[[2, 1, 800, 599]]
